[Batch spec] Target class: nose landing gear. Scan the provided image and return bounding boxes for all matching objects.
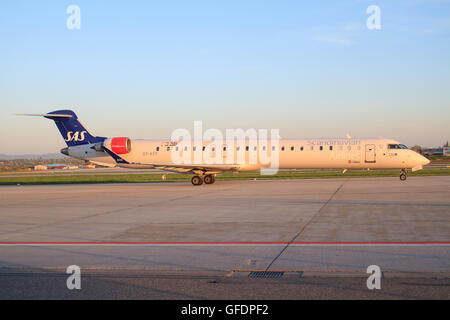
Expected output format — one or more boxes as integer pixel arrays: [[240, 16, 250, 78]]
[[400, 169, 407, 181]]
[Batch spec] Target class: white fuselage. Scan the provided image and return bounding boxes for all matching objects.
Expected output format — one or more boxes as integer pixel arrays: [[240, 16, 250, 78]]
[[66, 138, 430, 172]]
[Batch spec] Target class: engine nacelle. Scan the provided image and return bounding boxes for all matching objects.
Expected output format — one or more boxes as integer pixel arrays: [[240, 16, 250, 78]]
[[103, 137, 132, 154]]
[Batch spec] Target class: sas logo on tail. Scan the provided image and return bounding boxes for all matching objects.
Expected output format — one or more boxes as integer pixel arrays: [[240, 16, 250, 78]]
[[65, 131, 87, 142]]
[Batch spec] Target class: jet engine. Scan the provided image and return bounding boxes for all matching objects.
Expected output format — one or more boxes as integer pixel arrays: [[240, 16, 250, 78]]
[[103, 137, 132, 154]]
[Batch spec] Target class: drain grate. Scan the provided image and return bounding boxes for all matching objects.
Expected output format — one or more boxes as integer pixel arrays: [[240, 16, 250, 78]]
[[248, 271, 284, 279]]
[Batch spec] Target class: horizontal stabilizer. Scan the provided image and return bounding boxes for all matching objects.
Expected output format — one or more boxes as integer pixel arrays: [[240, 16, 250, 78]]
[[15, 113, 73, 119]]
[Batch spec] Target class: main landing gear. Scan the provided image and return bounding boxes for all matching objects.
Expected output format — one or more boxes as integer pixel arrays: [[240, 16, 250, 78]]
[[191, 175, 203, 185], [203, 174, 216, 184], [191, 174, 216, 186], [400, 169, 407, 181]]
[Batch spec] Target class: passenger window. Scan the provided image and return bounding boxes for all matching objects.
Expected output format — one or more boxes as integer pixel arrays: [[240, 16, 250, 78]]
[[175, 146, 179, 151], [156, 147, 159, 151], [237, 146, 240, 151], [184, 146, 187, 151], [320, 146, 323, 151], [311, 146, 314, 151], [262, 146, 266, 151], [202, 146, 206, 151], [300, 146, 304, 151], [193, 146, 196, 151], [223, 146, 227, 151], [212, 147, 215, 152], [254, 146, 257, 151], [291, 146, 294, 151], [272, 146, 275, 151], [329, 146, 333, 151], [167, 147, 170, 151], [246, 146, 249, 151], [281, 146, 285, 151]]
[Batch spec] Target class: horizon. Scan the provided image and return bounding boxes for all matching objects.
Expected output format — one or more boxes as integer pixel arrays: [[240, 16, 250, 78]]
[[1, 1, 449, 154]]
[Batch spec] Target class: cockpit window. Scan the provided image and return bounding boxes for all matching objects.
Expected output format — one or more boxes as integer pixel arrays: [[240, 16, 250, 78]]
[[388, 144, 408, 149]]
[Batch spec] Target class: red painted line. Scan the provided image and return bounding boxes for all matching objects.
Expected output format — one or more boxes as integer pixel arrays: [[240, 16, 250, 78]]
[[0, 241, 449, 245]]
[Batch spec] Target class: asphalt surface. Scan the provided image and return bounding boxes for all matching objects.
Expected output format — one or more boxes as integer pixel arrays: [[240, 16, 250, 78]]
[[1, 269, 448, 299], [0, 176, 449, 299]]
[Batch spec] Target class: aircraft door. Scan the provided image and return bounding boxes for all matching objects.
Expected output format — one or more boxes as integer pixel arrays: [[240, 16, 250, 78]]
[[365, 144, 376, 163]]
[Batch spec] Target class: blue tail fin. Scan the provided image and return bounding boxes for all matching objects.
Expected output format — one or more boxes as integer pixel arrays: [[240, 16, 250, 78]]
[[45, 110, 106, 147]]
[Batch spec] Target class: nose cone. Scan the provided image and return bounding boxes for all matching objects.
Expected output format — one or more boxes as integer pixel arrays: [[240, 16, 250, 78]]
[[419, 155, 430, 166]]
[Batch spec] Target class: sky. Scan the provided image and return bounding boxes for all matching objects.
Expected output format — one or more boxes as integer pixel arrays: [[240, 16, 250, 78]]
[[1, 0, 449, 154]]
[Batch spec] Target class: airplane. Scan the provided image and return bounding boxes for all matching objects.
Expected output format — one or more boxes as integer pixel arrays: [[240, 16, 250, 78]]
[[17, 110, 430, 185]]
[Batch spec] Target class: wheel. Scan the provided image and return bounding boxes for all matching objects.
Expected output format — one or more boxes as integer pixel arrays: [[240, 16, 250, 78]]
[[399, 173, 407, 181], [204, 175, 212, 184], [191, 175, 203, 185], [204, 174, 216, 184]]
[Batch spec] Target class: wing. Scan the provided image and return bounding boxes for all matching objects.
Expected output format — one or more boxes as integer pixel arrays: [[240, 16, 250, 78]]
[[103, 147, 240, 174]]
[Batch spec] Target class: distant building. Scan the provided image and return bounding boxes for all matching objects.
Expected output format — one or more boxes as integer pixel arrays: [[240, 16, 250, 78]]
[[34, 165, 48, 171], [62, 165, 79, 170], [423, 147, 446, 156], [33, 164, 79, 170], [49, 165, 67, 169]]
